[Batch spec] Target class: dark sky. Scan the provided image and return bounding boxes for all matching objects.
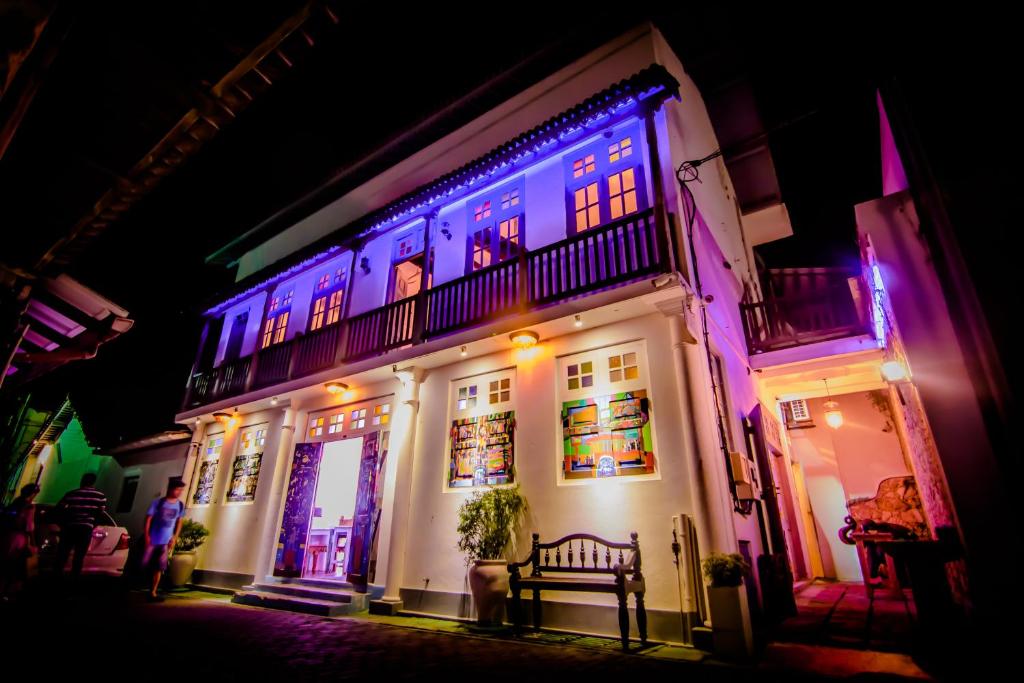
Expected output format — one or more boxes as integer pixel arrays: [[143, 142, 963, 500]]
[[7, 5, 1004, 447]]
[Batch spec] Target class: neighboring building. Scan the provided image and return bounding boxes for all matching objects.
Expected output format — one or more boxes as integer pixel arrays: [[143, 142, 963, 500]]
[[171, 24, 978, 647]]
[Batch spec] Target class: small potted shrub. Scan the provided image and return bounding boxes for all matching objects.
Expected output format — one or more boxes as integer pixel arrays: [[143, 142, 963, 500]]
[[167, 519, 210, 588], [456, 485, 527, 625], [702, 552, 754, 658]]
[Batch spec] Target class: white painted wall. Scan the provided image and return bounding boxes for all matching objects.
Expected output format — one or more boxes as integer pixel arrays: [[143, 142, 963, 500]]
[[100, 441, 193, 540], [402, 312, 693, 615]]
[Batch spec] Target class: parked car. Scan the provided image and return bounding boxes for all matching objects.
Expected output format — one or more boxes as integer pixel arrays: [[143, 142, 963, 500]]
[[35, 504, 131, 577]]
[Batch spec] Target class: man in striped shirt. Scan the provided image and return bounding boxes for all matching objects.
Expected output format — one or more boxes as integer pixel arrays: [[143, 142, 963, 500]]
[[54, 472, 108, 578]]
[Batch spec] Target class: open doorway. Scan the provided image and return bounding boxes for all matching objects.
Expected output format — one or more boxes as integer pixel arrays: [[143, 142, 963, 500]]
[[303, 438, 363, 581]]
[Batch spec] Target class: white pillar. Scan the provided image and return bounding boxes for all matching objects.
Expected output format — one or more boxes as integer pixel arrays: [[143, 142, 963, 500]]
[[370, 365, 425, 614], [254, 407, 297, 582]]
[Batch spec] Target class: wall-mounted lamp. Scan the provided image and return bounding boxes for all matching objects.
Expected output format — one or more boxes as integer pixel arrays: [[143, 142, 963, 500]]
[[359, 257, 371, 274], [441, 223, 452, 241], [509, 329, 539, 349], [880, 360, 909, 383], [460, 345, 467, 357], [573, 314, 583, 328], [212, 412, 231, 423], [194, 417, 201, 425], [270, 396, 279, 406]]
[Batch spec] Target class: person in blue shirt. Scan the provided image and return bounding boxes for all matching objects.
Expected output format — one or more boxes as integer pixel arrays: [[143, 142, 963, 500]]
[[142, 477, 187, 601]]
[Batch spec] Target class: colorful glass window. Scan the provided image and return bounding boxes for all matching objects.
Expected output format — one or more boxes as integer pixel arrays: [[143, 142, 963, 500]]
[[574, 182, 601, 232], [372, 403, 390, 426], [308, 416, 325, 438], [310, 297, 327, 330], [206, 435, 223, 457], [316, 274, 330, 291], [500, 189, 520, 209], [608, 136, 632, 163], [607, 168, 638, 220], [609, 352, 639, 382], [473, 200, 492, 222], [457, 385, 478, 410], [328, 413, 344, 434], [471, 227, 493, 270], [572, 154, 596, 179], [567, 361, 594, 391], [352, 408, 367, 429], [489, 378, 511, 404]]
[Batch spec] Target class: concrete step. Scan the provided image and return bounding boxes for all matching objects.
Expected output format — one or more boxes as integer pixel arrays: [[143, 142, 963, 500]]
[[232, 590, 357, 617], [247, 581, 364, 606]]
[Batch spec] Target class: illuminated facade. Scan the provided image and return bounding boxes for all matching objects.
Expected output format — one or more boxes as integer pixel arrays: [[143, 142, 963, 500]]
[[158, 25, 968, 645]]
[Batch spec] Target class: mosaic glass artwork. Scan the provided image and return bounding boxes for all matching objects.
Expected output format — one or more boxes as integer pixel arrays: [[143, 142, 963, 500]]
[[448, 411, 515, 488], [226, 451, 262, 503], [192, 459, 218, 505], [561, 390, 654, 479]]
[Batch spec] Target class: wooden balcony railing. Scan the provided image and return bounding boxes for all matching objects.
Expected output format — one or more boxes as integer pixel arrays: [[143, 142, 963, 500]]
[[740, 268, 874, 355], [183, 208, 664, 410]]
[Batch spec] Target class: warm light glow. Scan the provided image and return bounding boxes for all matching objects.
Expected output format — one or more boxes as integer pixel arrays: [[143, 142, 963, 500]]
[[325, 381, 349, 395], [509, 329, 539, 349], [460, 345, 467, 357], [823, 400, 844, 429], [213, 412, 231, 424], [574, 314, 583, 328], [341, 389, 356, 402], [880, 360, 908, 382]]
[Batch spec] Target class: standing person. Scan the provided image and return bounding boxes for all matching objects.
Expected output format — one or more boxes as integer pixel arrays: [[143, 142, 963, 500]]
[[53, 472, 107, 579], [141, 477, 186, 601], [1, 483, 40, 600]]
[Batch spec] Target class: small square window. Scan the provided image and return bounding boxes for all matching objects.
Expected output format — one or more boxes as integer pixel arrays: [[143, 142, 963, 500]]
[[609, 352, 639, 383], [488, 378, 512, 405], [567, 362, 593, 391], [372, 403, 390, 426]]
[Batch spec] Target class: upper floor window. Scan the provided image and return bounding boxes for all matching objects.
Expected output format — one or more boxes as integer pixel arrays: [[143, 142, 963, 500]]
[[564, 124, 646, 234], [310, 267, 346, 332], [466, 180, 524, 274], [262, 288, 293, 349]]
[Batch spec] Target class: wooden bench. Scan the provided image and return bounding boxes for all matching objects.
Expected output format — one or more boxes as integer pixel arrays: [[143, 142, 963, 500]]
[[507, 531, 646, 650]]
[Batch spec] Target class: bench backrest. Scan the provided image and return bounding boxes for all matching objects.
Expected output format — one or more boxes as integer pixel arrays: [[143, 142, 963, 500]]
[[512, 532, 642, 580]]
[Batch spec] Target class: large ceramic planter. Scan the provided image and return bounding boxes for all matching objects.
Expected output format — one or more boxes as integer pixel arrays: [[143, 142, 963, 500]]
[[708, 584, 754, 658], [167, 550, 197, 588], [468, 559, 510, 625]]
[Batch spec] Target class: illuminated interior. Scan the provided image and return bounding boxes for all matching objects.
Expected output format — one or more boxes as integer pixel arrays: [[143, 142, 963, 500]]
[[304, 437, 363, 580]]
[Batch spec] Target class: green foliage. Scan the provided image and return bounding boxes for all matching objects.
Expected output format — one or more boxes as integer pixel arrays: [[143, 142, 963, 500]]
[[456, 485, 527, 563], [867, 389, 895, 432], [174, 518, 210, 553], [701, 552, 750, 588]]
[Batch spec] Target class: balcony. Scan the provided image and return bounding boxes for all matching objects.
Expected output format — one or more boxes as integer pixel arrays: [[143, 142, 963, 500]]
[[184, 208, 666, 410], [740, 267, 874, 356]]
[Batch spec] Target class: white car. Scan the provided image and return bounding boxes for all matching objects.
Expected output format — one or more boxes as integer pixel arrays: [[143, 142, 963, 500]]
[[37, 506, 131, 577]]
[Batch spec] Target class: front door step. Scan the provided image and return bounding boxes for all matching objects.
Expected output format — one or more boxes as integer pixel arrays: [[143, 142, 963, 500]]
[[232, 580, 370, 616]]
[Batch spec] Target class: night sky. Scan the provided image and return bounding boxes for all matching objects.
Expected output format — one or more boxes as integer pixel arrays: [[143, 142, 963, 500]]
[[4, 5, 1012, 446]]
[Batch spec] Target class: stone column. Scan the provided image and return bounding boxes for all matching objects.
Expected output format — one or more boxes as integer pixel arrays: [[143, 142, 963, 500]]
[[254, 406, 297, 581], [370, 365, 425, 614]]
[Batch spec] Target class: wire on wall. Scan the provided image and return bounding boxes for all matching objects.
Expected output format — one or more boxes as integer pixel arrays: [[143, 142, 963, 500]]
[[674, 151, 749, 515]]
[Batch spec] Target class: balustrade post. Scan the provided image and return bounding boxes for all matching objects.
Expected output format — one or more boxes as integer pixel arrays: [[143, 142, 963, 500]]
[[517, 247, 529, 311], [286, 335, 300, 382], [411, 210, 436, 344]]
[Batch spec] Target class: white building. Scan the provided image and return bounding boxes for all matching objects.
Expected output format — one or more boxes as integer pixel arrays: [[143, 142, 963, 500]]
[[155, 24, 966, 646]]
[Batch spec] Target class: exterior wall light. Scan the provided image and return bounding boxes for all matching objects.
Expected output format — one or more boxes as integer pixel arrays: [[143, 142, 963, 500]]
[[359, 257, 371, 274], [213, 411, 231, 423], [270, 396, 279, 406], [880, 360, 909, 383], [460, 345, 467, 357], [574, 314, 583, 328], [325, 381, 349, 395], [509, 330, 539, 349]]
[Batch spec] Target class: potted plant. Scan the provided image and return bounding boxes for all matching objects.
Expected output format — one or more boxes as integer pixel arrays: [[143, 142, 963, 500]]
[[702, 552, 754, 658], [167, 519, 210, 588], [456, 485, 527, 625]]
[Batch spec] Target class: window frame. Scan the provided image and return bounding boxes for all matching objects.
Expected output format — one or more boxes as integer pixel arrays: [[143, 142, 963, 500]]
[[563, 123, 648, 235], [464, 179, 525, 275], [308, 267, 347, 333]]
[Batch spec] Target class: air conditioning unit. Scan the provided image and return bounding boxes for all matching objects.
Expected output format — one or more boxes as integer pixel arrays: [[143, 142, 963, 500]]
[[783, 399, 813, 429], [730, 451, 757, 500]]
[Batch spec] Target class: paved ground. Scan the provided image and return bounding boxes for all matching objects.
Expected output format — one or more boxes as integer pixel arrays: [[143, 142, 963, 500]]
[[3, 579, 936, 682], [772, 580, 916, 651]]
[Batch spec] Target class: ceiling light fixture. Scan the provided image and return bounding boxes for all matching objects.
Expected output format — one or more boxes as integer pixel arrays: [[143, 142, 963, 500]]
[[509, 330, 539, 349]]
